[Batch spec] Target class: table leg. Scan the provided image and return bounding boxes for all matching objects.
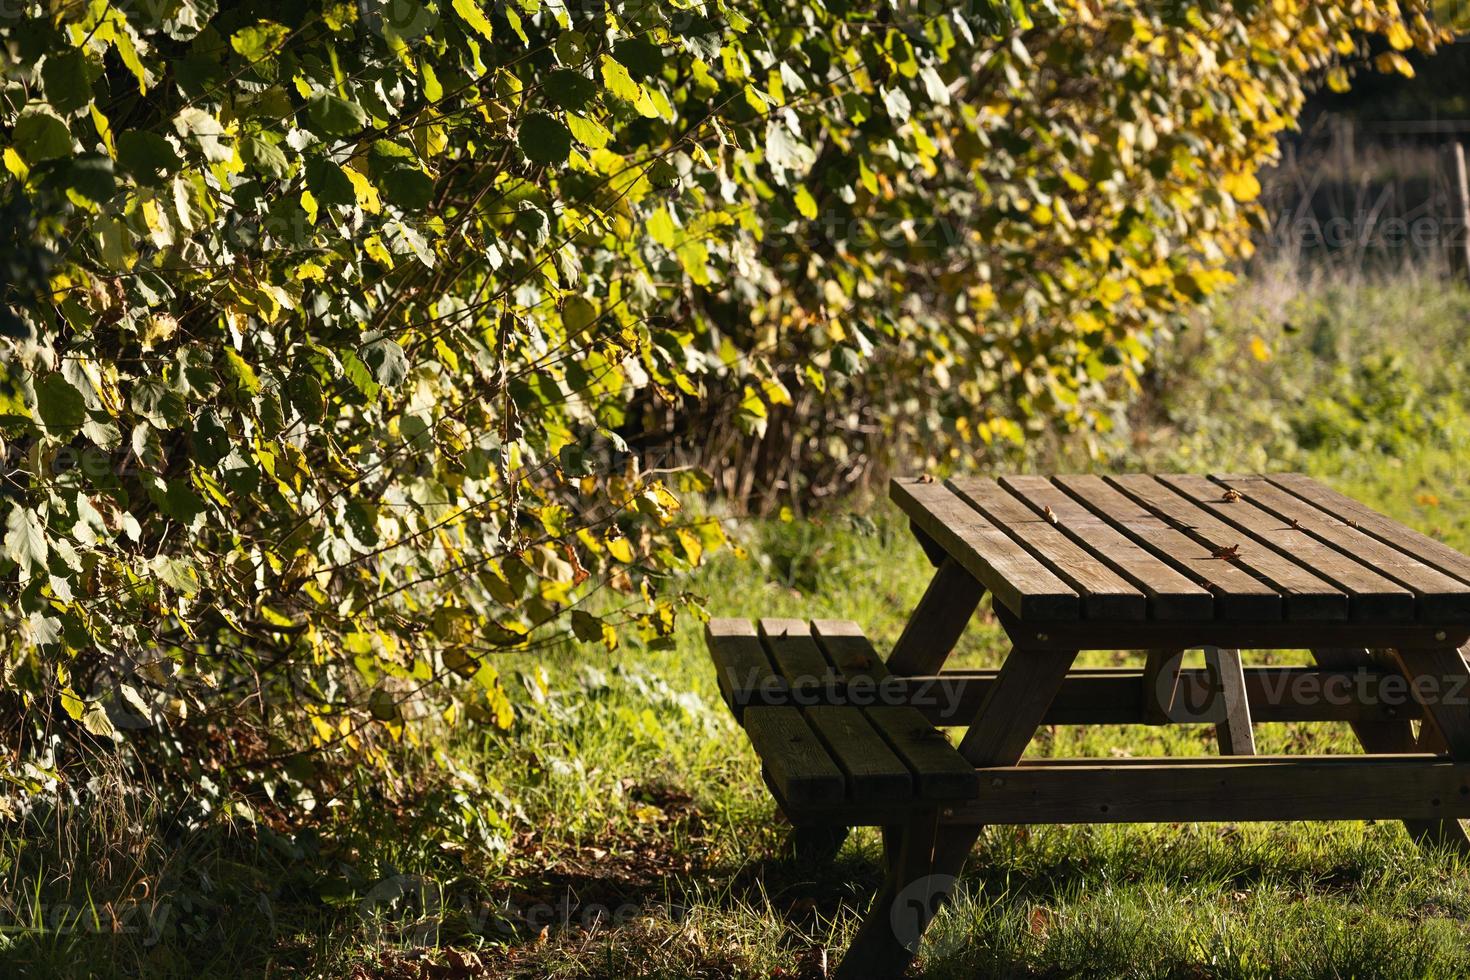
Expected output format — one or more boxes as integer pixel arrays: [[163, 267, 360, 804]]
[[1204, 647, 1256, 755], [1142, 648, 1186, 724], [1324, 646, 1470, 853], [833, 647, 1077, 979], [887, 557, 985, 676]]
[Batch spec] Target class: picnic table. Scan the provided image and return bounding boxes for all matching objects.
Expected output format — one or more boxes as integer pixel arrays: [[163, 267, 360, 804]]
[[706, 473, 1470, 979]]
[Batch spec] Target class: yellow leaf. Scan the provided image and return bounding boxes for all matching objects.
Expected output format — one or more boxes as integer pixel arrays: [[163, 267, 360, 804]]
[[1249, 335, 1271, 362], [1326, 67, 1350, 93], [1384, 20, 1412, 51], [3, 147, 28, 180], [793, 185, 818, 219], [1221, 170, 1261, 202], [1374, 52, 1415, 78], [451, 0, 494, 41], [343, 166, 381, 213]]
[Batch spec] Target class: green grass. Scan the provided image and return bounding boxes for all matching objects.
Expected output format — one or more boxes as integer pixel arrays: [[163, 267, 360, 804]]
[[8, 267, 1470, 977]]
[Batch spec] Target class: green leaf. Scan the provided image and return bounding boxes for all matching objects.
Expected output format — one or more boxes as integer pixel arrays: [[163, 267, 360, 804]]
[[62, 154, 115, 205], [304, 93, 367, 137], [379, 166, 435, 209], [35, 374, 87, 437], [4, 506, 47, 573], [173, 107, 231, 162], [13, 106, 73, 163], [222, 349, 261, 395], [451, 0, 494, 41], [42, 50, 95, 115], [241, 134, 290, 178], [305, 158, 355, 207], [554, 29, 588, 64], [518, 113, 572, 165], [599, 55, 642, 104], [562, 295, 597, 335], [545, 69, 596, 111], [231, 21, 290, 61], [116, 131, 182, 185], [613, 39, 663, 80], [362, 337, 408, 388]]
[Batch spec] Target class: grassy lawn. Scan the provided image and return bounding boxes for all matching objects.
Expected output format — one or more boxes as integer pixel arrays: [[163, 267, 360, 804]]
[[8, 268, 1470, 977]]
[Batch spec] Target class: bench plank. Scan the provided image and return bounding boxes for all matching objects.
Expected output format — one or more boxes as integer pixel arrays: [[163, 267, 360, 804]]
[[812, 618, 891, 680], [806, 706, 914, 804], [1052, 475, 1281, 620], [1160, 474, 1414, 622], [759, 618, 837, 690], [891, 477, 1080, 620], [744, 706, 846, 809], [866, 706, 978, 801], [1108, 474, 1347, 621], [706, 618, 781, 719], [1000, 475, 1213, 621], [948, 476, 1146, 620]]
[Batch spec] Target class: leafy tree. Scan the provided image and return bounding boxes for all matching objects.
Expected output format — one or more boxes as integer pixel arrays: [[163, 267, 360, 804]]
[[0, 0, 1449, 808]]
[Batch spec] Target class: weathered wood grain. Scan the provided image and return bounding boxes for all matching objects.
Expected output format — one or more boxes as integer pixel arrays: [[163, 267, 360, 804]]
[[891, 477, 1080, 619], [1000, 474, 1213, 621], [1108, 474, 1346, 620], [1052, 474, 1281, 620], [948, 476, 1147, 620], [1163, 474, 1414, 622]]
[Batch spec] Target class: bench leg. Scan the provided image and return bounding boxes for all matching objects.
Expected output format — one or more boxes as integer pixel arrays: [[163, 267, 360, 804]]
[[832, 646, 1078, 978], [833, 812, 946, 980], [784, 825, 850, 866], [1314, 647, 1470, 854]]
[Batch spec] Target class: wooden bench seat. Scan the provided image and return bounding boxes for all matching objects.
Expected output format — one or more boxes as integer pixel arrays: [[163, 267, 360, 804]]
[[707, 618, 977, 822]]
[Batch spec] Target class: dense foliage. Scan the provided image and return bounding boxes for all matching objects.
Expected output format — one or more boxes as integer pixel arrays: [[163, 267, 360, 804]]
[[0, 1, 1449, 812]]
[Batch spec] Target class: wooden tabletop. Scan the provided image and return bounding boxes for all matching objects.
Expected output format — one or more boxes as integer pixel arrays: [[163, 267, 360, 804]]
[[891, 473, 1470, 626]]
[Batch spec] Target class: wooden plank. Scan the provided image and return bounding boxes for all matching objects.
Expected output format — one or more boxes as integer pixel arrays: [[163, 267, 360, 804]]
[[1204, 647, 1256, 755], [759, 618, 837, 690], [805, 706, 914, 804], [948, 756, 1470, 824], [1213, 474, 1470, 622], [865, 706, 977, 801], [1000, 475, 1212, 621], [1161, 474, 1414, 623], [901, 665, 1425, 727], [891, 478, 1080, 620], [958, 647, 1077, 766], [1108, 474, 1347, 621], [886, 558, 984, 675], [992, 605, 1470, 652], [948, 476, 1147, 620], [812, 618, 891, 680], [1051, 474, 1280, 620], [706, 618, 782, 718], [1268, 473, 1470, 587], [744, 706, 846, 809]]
